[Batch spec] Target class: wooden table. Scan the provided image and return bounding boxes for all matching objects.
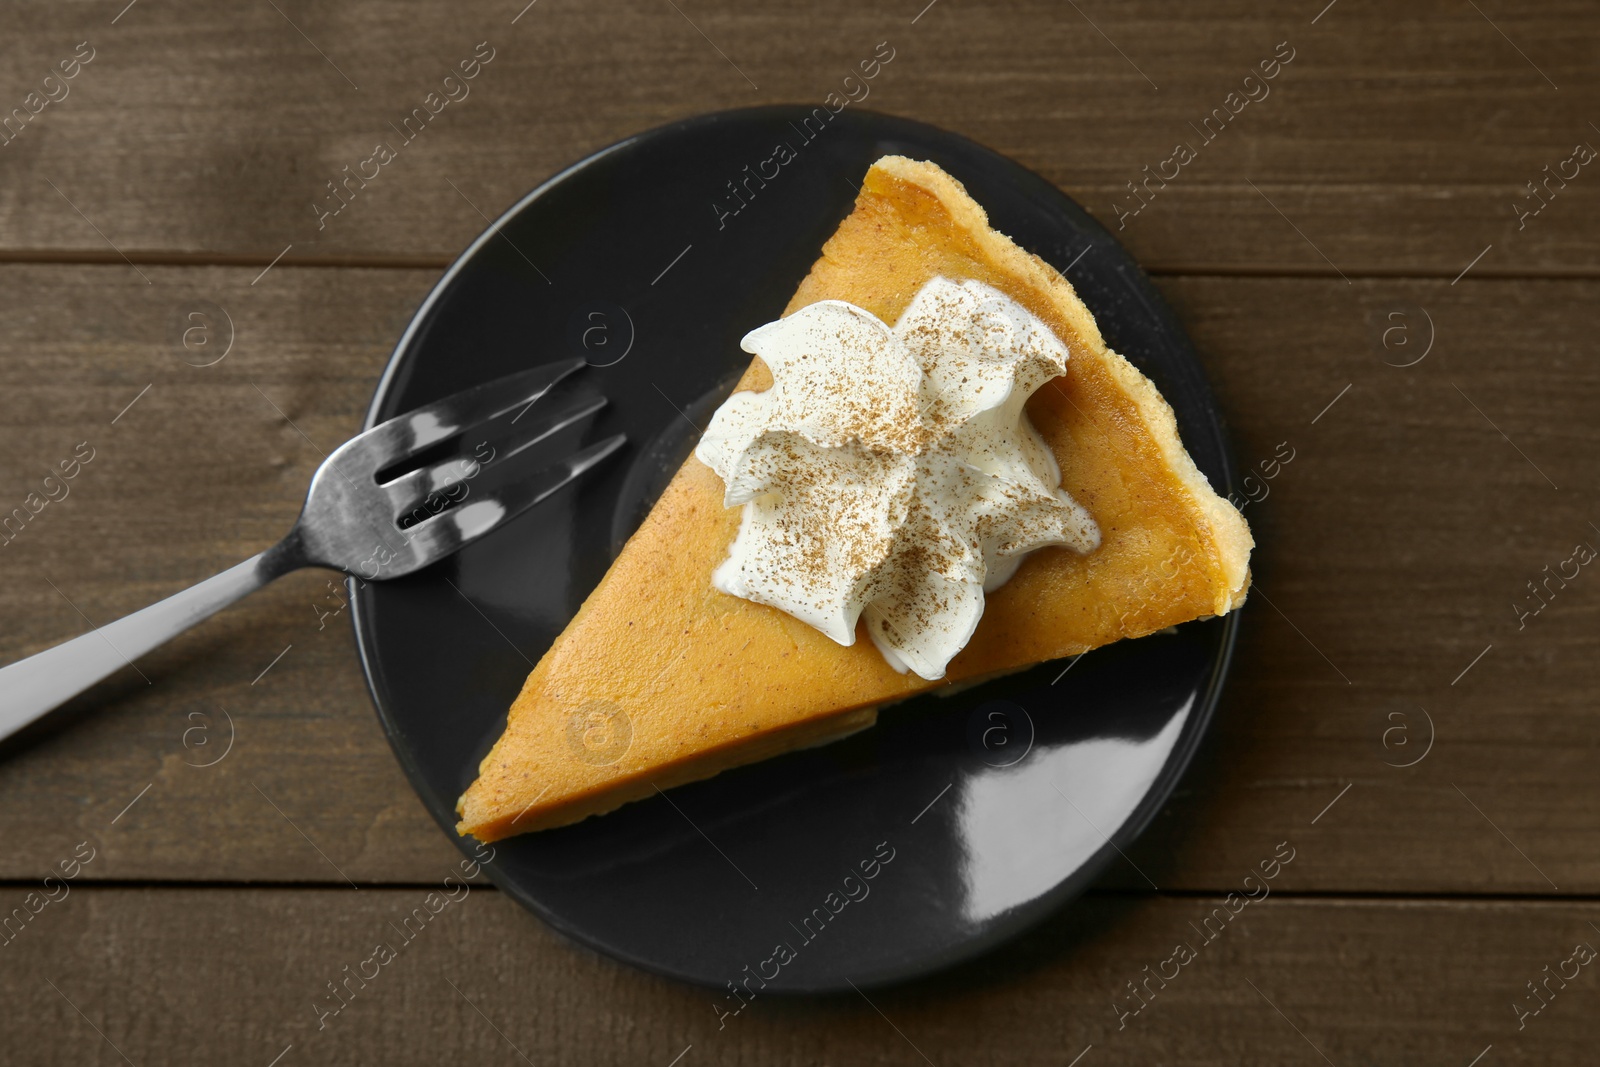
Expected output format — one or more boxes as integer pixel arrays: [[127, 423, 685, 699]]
[[2, 1, 1596, 1062]]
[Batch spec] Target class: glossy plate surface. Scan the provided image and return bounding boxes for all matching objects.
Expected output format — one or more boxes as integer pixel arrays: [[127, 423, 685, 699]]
[[350, 107, 1241, 993]]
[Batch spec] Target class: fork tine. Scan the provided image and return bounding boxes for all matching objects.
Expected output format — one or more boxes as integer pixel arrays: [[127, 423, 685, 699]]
[[381, 392, 608, 519], [338, 357, 588, 475], [404, 434, 627, 561]]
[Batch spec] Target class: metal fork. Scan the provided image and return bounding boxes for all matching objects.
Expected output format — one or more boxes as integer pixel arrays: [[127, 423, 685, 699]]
[[0, 357, 624, 743]]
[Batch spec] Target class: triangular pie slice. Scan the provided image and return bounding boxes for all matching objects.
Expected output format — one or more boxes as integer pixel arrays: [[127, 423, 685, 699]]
[[457, 156, 1252, 842]]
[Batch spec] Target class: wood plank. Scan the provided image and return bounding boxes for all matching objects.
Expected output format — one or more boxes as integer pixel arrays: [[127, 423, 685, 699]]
[[0, 264, 1595, 893], [0, 886, 1593, 1064], [0, 0, 1596, 272], [1121, 272, 1600, 896]]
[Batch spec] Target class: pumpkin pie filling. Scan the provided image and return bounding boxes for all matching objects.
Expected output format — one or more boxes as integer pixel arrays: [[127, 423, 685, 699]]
[[456, 156, 1252, 842]]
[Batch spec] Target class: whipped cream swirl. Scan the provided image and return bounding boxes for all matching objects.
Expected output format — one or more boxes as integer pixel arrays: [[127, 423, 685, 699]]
[[695, 276, 1100, 680]]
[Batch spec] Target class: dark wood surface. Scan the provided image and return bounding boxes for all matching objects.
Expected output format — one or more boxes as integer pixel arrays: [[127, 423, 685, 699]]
[[1, 0, 1596, 1062]]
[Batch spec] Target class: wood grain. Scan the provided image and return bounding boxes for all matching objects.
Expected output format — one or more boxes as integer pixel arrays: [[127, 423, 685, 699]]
[[2, 0, 1597, 1057], [0, 0, 1597, 274], [0, 264, 1594, 893], [0, 886, 1594, 1065]]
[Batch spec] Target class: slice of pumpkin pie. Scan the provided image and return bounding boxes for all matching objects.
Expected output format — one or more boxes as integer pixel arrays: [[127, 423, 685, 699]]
[[456, 156, 1252, 842]]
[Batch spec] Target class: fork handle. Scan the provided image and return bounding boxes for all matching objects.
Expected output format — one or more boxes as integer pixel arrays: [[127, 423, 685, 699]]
[[0, 545, 301, 744]]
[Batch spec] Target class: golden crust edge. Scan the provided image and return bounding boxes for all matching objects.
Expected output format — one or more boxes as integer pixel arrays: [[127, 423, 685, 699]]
[[870, 155, 1254, 613], [457, 705, 879, 841]]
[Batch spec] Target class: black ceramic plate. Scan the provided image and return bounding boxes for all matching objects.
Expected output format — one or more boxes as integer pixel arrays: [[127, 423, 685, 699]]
[[351, 107, 1241, 993]]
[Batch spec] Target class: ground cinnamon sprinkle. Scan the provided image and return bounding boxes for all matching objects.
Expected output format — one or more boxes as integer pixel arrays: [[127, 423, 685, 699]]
[[695, 276, 1100, 680]]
